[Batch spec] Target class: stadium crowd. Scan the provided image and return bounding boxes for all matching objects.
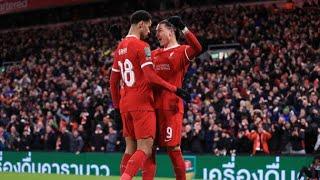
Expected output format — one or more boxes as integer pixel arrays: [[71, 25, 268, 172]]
[[0, 1, 320, 155]]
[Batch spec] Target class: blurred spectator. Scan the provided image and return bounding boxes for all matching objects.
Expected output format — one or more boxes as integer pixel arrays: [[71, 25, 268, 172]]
[[181, 123, 192, 152], [20, 126, 32, 151], [105, 126, 119, 152], [0, 126, 9, 150], [234, 129, 251, 154], [59, 126, 72, 152], [290, 126, 306, 155], [32, 121, 45, 150], [0, 112, 9, 127], [7, 125, 20, 151], [70, 129, 84, 154], [215, 131, 236, 156], [100, 115, 113, 134], [279, 122, 292, 154], [91, 124, 106, 152], [246, 124, 272, 155], [44, 125, 58, 151], [191, 121, 205, 153], [314, 128, 320, 153], [78, 125, 89, 151]]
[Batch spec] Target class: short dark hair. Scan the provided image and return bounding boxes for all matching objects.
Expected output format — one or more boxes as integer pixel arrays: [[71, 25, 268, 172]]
[[130, 10, 152, 24], [158, 19, 181, 39]]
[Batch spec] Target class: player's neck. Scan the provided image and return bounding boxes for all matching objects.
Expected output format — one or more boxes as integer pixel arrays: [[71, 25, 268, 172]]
[[127, 26, 140, 39], [165, 39, 179, 49]]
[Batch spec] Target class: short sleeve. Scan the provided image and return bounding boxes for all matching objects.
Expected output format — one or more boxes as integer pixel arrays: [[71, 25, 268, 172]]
[[111, 53, 120, 73], [137, 43, 153, 69]]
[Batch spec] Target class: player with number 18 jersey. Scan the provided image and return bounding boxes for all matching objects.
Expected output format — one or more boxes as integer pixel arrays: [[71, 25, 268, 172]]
[[112, 35, 154, 112], [112, 35, 156, 140], [111, 35, 177, 140], [110, 11, 191, 180]]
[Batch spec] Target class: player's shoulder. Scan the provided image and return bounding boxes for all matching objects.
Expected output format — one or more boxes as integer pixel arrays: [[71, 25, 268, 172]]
[[174, 45, 191, 59], [165, 44, 188, 53], [152, 48, 162, 56], [136, 41, 150, 54], [127, 36, 148, 47], [139, 40, 149, 49], [177, 44, 189, 51]]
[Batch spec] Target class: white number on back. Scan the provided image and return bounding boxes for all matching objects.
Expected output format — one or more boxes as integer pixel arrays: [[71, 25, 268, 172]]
[[118, 59, 135, 87]]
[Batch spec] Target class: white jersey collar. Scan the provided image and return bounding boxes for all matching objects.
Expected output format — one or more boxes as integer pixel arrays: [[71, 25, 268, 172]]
[[126, 35, 139, 39], [163, 44, 180, 51]]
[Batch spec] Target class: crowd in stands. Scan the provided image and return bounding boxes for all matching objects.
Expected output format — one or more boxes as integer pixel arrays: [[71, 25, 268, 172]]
[[0, 0, 320, 155], [0, 0, 260, 30]]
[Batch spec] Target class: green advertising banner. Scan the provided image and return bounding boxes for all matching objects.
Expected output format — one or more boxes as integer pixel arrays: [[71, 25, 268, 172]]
[[196, 155, 312, 180], [0, 151, 313, 179]]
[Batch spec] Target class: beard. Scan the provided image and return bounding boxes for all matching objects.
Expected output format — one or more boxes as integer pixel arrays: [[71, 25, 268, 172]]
[[140, 34, 147, 40], [140, 31, 149, 40]]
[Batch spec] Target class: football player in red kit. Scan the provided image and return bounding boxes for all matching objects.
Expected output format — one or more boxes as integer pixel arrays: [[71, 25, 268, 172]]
[[109, 11, 190, 180], [141, 16, 202, 180]]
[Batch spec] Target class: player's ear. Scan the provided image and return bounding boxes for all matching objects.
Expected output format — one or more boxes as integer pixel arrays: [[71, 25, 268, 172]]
[[137, 21, 144, 29], [155, 24, 160, 31], [169, 29, 175, 38]]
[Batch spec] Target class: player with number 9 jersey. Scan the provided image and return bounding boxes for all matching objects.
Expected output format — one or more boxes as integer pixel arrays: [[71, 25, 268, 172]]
[[140, 17, 202, 180], [152, 19, 202, 147]]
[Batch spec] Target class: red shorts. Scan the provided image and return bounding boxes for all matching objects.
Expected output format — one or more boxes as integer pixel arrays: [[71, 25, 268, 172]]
[[121, 111, 156, 140], [156, 109, 183, 147]]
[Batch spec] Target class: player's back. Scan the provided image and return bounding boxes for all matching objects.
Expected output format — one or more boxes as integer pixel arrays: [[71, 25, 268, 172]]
[[113, 35, 154, 112]]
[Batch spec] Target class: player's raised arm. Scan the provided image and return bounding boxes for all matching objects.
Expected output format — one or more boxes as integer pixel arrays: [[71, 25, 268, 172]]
[[167, 16, 203, 60]]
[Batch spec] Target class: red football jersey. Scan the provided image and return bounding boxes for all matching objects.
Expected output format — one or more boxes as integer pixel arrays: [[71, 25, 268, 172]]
[[112, 35, 155, 112], [152, 45, 191, 113]]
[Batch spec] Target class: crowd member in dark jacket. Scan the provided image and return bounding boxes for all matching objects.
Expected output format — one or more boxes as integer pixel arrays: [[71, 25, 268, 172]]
[[191, 121, 205, 153], [44, 125, 57, 151], [298, 156, 320, 180], [105, 126, 118, 152], [0, 126, 9, 151], [7, 125, 20, 151], [59, 126, 72, 152], [181, 124, 192, 153], [290, 126, 306, 154], [235, 130, 252, 154], [91, 124, 106, 152], [269, 121, 284, 154], [20, 127, 32, 151], [70, 129, 84, 154], [314, 128, 320, 153], [279, 121, 292, 154], [216, 131, 236, 155], [204, 122, 216, 153], [32, 122, 45, 150]]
